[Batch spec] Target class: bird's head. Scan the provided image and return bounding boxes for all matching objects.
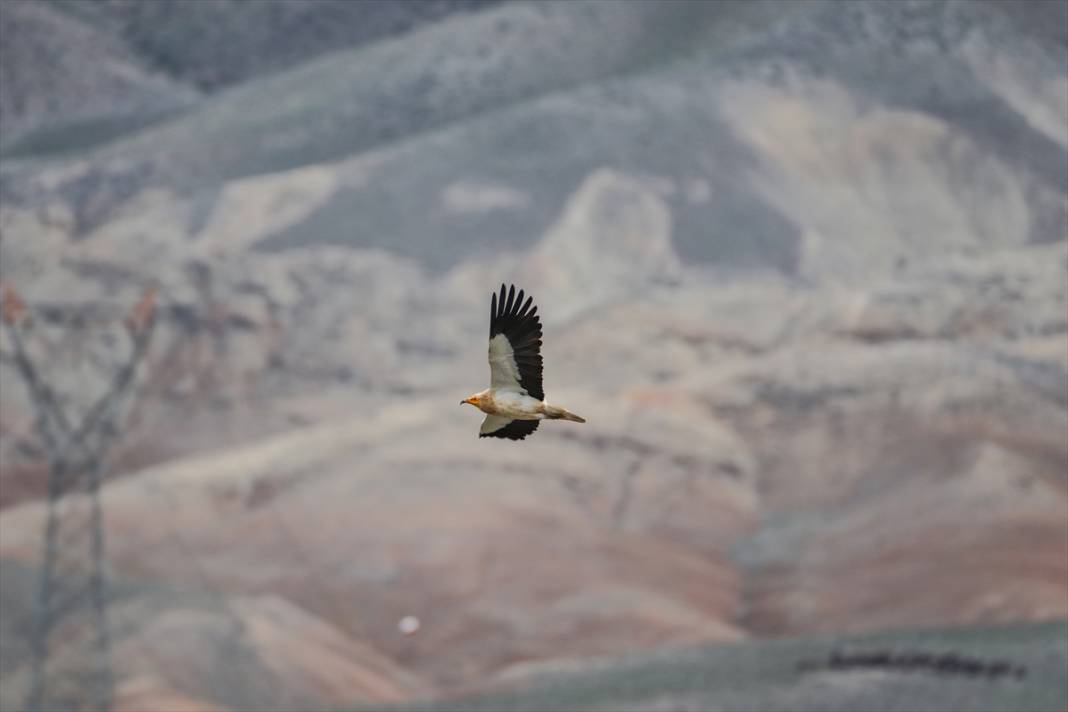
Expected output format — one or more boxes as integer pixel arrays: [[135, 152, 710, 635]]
[[461, 394, 481, 407]]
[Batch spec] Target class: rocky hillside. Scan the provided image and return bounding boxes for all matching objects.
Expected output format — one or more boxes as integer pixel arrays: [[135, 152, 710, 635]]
[[1, 1, 1066, 710], [378, 620, 1068, 712], [0, 0, 496, 151]]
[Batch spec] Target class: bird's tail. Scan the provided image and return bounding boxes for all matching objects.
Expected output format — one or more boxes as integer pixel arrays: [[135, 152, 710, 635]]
[[544, 404, 586, 423]]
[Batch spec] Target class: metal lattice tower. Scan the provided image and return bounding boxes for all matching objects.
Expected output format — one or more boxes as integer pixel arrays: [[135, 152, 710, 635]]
[[2, 286, 157, 712]]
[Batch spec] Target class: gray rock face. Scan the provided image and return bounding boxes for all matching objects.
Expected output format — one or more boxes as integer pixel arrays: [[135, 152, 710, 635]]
[[0, 2, 200, 151], [0, 0, 498, 152], [0, 1, 1065, 710]]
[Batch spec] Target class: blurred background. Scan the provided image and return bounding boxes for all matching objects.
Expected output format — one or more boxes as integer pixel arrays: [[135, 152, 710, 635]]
[[0, 1, 1066, 710]]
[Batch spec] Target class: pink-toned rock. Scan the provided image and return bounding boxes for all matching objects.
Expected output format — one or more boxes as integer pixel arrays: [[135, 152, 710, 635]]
[[113, 676, 228, 712]]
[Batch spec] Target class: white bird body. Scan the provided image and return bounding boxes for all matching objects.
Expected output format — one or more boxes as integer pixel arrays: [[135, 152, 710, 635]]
[[462, 284, 585, 440], [470, 389, 546, 420]]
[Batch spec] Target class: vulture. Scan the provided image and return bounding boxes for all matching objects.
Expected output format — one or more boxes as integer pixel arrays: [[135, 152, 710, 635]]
[[462, 284, 585, 440]]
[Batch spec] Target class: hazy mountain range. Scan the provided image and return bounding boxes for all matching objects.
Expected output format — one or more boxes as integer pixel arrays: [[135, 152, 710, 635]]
[[1, 1, 1065, 710]]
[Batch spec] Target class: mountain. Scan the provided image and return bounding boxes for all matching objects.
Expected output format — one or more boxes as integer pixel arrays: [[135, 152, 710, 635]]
[[1, 1, 1065, 710]]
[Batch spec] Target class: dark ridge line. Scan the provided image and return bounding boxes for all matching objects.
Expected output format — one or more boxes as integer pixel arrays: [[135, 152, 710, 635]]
[[796, 648, 1028, 680]]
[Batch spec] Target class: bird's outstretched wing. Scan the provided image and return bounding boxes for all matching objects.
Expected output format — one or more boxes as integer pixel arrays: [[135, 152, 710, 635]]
[[488, 283, 543, 400], [479, 415, 540, 441]]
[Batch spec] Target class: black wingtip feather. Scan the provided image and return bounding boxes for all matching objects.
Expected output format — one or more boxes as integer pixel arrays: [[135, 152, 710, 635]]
[[517, 295, 532, 318], [488, 283, 545, 401], [480, 419, 540, 440]]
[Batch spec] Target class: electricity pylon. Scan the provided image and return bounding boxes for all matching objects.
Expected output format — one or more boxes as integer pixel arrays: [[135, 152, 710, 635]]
[[2, 285, 157, 712]]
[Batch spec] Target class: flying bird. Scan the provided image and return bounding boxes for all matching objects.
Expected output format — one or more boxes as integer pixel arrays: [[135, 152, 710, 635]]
[[462, 284, 585, 440]]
